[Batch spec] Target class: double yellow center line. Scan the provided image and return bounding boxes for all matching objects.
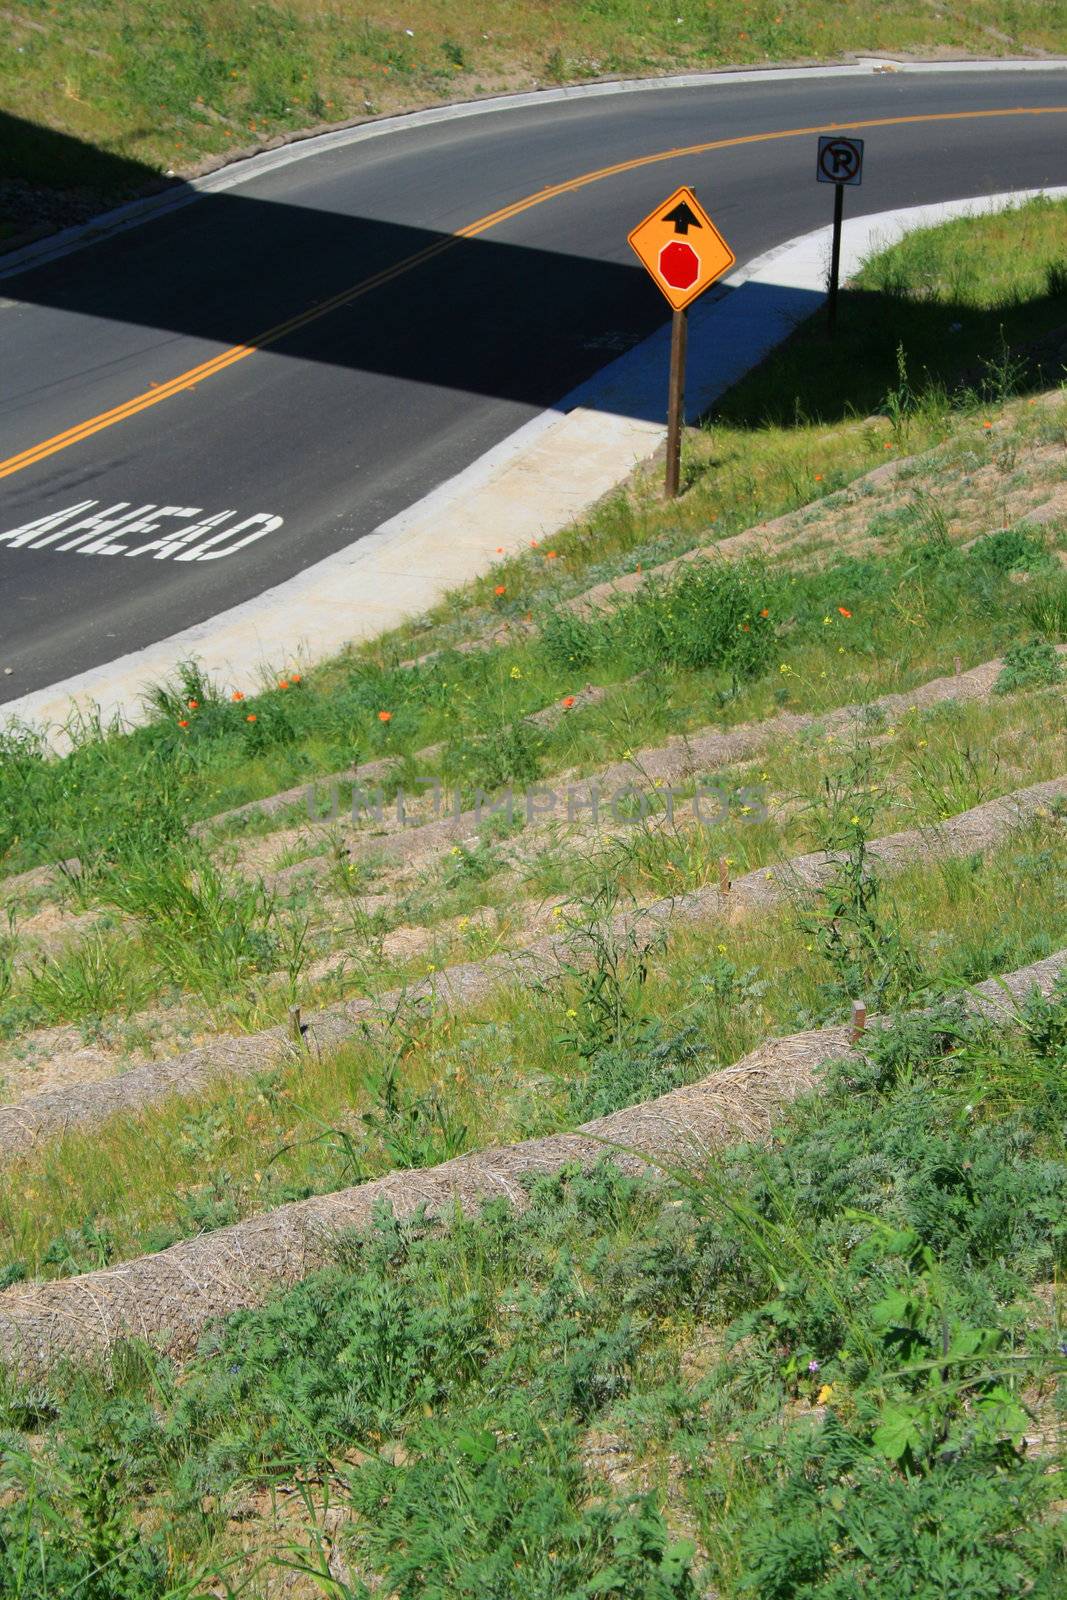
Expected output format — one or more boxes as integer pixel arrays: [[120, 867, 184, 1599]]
[[2, 104, 1064, 482]]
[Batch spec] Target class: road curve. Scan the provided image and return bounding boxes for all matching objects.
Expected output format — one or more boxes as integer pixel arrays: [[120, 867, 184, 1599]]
[[1, 65, 1065, 701]]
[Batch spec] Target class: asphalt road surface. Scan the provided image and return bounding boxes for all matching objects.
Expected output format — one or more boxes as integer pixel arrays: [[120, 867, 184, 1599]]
[[1, 68, 1065, 700]]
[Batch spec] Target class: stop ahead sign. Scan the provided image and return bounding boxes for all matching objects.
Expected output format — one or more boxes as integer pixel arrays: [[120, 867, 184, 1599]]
[[628, 184, 735, 312]]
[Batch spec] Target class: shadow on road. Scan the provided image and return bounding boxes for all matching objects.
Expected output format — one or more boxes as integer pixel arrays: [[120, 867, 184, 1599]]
[[3, 113, 1065, 436], [2, 110, 688, 425]]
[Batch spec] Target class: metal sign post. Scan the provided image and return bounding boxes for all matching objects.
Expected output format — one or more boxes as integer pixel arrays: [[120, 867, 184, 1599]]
[[628, 184, 735, 499], [817, 135, 864, 338]]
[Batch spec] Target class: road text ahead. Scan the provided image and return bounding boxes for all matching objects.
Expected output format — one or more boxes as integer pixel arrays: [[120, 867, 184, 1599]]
[[0, 502, 283, 562]]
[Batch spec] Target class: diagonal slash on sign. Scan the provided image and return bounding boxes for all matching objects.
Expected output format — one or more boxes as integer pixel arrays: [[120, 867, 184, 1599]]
[[1, 105, 1065, 482]]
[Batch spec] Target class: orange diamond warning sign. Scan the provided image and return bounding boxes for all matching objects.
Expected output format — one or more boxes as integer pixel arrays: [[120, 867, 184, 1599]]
[[627, 185, 735, 312]]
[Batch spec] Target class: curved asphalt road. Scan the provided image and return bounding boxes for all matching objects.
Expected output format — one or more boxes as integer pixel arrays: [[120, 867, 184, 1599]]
[[1, 68, 1065, 700]]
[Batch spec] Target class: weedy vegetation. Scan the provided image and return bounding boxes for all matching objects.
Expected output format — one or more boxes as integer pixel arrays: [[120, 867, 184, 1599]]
[[0, 203, 1065, 1596]]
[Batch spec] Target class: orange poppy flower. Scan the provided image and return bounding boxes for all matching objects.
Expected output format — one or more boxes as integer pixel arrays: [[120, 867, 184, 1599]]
[[759, 608, 769, 618], [290, 673, 301, 684], [546, 550, 558, 559], [278, 679, 290, 690], [814, 474, 823, 482], [561, 695, 576, 709], [232, 690, 245, 702], [178, 719, 189, 729], [494, 585, 506, 596], [245, 713, 257, 723], [378, 710, 392, 723], [187, 698, 199, 709], [838, 606, 852, 618]]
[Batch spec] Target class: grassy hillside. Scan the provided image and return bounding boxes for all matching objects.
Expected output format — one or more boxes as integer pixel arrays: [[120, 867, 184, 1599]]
[[2, 0, 1066, 243], [0, 201, 1065, 1595]]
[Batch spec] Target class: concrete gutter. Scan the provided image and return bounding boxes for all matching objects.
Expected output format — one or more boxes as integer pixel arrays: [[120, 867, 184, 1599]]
[[7, 184, 1066, 742]]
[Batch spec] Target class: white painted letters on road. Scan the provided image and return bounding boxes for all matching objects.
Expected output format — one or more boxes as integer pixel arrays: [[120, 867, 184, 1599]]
[[0, 501, 284, 561], [174, 512, 284, 561], [0, 500, 98, 548]]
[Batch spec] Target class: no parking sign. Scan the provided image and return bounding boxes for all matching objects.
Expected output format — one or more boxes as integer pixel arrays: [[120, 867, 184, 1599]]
[[817, 135, 866, 334], [817, 135, 865, 186]]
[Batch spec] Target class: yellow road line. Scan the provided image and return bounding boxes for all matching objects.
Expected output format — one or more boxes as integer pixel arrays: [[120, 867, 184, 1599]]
[[2, 104, 1064, 481]]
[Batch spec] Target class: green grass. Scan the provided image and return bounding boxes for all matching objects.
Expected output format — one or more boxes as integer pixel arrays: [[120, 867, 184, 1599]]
[[1, 203, 1067, 1596], [3, 2, 1065, 241], [2, 975, 1064, 1594], [4, 418, 1067, 893], [0, 201, 1063, 1114], [2, 659, 1064, 1047], [5, 199, 1066, 887], [4, 813, 1065, 1284]]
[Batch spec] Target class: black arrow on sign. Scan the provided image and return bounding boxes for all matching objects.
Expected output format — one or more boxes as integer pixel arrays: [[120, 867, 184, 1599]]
[[662, 200, 702, 235]]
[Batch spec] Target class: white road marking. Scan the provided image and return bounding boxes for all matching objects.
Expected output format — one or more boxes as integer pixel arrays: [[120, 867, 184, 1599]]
[[0, 500, 284, 561]]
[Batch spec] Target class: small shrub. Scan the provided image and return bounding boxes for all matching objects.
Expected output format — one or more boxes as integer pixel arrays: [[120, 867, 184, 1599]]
[[552, 878, 665, 1062], [979, 330, 1029, 404], [444, 716, 544, 792], [994, 638, 1065, 694], [1019, 574, 1067, 641], [27, 933, 148, 1026], [616, 558, 776, 680], [567, 1028, 704, 1122], [538, 607, 600, 672], [40, 1217, 116, 1277], [544, 45, 566, 81], [1044, 257, 1067, 296], [799, 748, 924, 1012], [970, 526, 1050, 574]]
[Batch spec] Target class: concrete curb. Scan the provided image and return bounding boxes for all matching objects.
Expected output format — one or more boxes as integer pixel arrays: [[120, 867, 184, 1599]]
[[7, 183, 1067, 743], [3, 56, 1066, 284]]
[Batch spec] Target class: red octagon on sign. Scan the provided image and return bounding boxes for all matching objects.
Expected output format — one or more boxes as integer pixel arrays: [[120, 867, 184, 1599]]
[[658, 239, 700, 290]]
